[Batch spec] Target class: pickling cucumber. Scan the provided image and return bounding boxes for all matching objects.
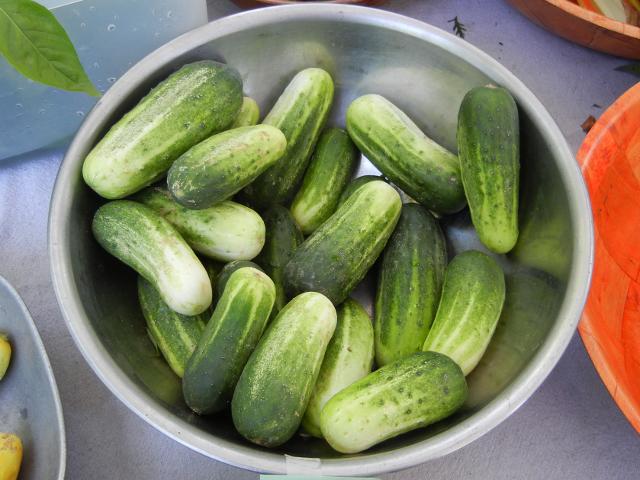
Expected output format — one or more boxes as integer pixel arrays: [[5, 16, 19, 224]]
[[183, 267, 275, 414], [230, 96, 260, 128], [168, 125, 287, 209], [231, 292, 337, 447], [290, 128, 359, 234], [375, 203, 447, 366], [346, 94, 465, 214], [338, 175, 384, 206], [284, 180, 402, 304], [422, 250, 505, 375], [83, 61, 243, 199], [0, 334, 11, 380], [92, 200, 212, 315], [214, 260, 263, 301], [320, 351, 467, 454]]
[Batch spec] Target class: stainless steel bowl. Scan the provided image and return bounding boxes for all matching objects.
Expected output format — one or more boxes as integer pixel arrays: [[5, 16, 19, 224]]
[[49, 4, 593, 475]]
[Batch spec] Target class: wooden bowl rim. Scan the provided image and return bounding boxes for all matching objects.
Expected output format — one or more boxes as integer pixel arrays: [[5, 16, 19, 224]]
[[545, 0, 640, 38]]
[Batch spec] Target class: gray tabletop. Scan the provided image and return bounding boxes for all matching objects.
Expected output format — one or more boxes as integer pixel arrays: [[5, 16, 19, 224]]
[[1, 0, 639, 478]]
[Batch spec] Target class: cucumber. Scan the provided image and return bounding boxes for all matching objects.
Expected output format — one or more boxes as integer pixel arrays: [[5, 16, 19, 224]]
[[92, 200, 211, 315], [242, 68, 334, 207], [254, 206, 304, 315], [346, 94, 465, 214], [375, 203, 447, 367], [0, 333, 11, 380], [137, 276, 206, 378], [134, 186, 265, 261], [284, 180, 401, 305], [290, 128, 360, 234], [168, 125, 287, 209], [338, 175, 384, 206], [320, 351, 467, 454], [83, 61, 243, 199], [457, 85, 520, 254], [422, 250, 505, 375], [230, 96, 260, 128], [183, 267, 275, 414], [302, 298, 374, 437], [214, 260, 263, 301], [231, 292, 337, 447]]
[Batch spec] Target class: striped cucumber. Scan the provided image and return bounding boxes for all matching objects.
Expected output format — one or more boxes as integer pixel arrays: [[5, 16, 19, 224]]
[[231, 292, 337, 447], [290, 128, 360, 234], [457, 85, 520, 253], [320, 351, 467, 453], [83, 61, 243, 199], [137, 276, 206, 378], [230, 96, 260, 128], [214, 260, 263, 301], [346, 94, 465, 214], [183, 267, 275, 414], [92, 200, 211, 315], [338, 175, 384, 206], [375, 203, 447, 367], [284, 180, 401, 304], [134, 186, 265, 261], [422, 250, 506, 375], [302, 298, 374, 437], [242, 68, 334, 207]]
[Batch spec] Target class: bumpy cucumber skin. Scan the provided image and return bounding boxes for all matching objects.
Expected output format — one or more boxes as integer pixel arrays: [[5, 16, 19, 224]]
[[375, 203, 447, 367], [137, 277, 206, 378], [134, 186, 265, 261], [243, 68, 334, 207], [83, 61, 243, 199], [338, 175, 384, 206], [320, 351, 467, 454], [302, 298, 374, 437], [290, 128, 360, 234], [284, 181, 402, 305], [214, 260, 263, 301], [422, 250, 506, 375], [230, 97, 260, 128], [183, 268, 275, 414], [255, 206, 304, 315], [168, 125, 287, 209], [457, 86, 520, 253], [346, 94, 465, 214], [231, 292, 337, 448], [92, 200, 212, 316]]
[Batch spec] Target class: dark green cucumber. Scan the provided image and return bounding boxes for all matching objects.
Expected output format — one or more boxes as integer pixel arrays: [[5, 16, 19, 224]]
[[346, 94, 465, 214], [230, 96, 260, 128], [242, 68, 334, 207], [320, 351, 467, 453], [183, 267, 275, 414], [254, 206, 304, 316], [137, 276, 206, 378], [302, 298, 374, 437], [457, 85, 520, 253], [215, 260, 263, 301], [231, 292, 336, 447], [284, 180, 401, 304], [168, 125, 287, 209], [92, 200, 211, 315], [375, 203, 447, 367], [338, 175, 384, 206], [422, 250, 505, 375], [83, 61, 243, 199], [290, 128, 360, 234]]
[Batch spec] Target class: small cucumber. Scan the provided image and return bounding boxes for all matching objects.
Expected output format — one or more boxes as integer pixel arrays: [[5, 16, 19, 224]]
[[183, 267, 275, 414], [167, 125, 287, 209], [137, 276, 206, 378], [375, 203, 447, 366], [302, 298, 374, 437], [230, 96, 260, 128], [457, 85, 520, 253], [338, 175, 384, 206], [0, 433, 22, 480], [231, 292, 337, 447], [134, 186, 265, 262], [92, 200, 211, 315], [83, 60, 243, 199], [0, 334, 11, 380], [214, 260, 263, 301], [422, 250, 506, 375], [346, 94, 465, 214], [290, 128, 360, 234], [320, 351, 467, 454], [284, 180, 402, 304]]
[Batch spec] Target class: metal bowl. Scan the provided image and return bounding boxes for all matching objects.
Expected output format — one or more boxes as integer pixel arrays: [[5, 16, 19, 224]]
[[49, 4, 593, 475]]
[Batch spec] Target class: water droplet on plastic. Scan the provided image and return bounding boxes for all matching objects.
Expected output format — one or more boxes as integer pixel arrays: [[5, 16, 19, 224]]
[[93, 62, 100, 69], [38, 108, 45, 115], [107, 77, 116, 83], [154, 32, 160, 38], [107, 24, 116, 32], [76, 111, 85, 117], [167, 10, 173, 18], [89, 5, 95, 11], [15, 103, 23, 108], [113, 14, 119, 20], [80, 22, 86, 28]]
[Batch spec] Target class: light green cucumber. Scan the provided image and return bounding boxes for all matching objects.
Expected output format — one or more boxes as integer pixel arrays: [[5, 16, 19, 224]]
[[214, 260, 263, 301], [338, 175, 384, 205], [230, 96, 260, 127]]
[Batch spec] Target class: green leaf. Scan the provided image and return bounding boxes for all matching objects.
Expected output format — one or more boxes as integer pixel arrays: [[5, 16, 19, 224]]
[[0, 0, 100, 96], [615, 62, 640, 78]]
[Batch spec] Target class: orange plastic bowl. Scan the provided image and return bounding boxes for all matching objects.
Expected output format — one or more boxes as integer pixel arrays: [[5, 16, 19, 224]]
[[578, 82, 640, 433]]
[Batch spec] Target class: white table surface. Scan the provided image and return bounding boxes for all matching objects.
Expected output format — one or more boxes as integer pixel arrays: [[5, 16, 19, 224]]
[[1, 0, 639, 478]]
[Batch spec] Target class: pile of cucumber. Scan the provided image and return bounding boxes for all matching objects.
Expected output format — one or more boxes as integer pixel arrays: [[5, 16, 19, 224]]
[[83, 59, 520, 454]]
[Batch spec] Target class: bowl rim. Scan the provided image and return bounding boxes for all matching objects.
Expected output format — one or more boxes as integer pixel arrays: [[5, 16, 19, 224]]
[[542, 0, 640, 38], [48, 4, 594, 475]]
